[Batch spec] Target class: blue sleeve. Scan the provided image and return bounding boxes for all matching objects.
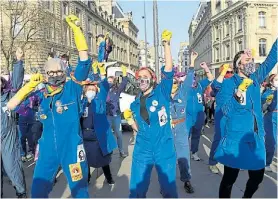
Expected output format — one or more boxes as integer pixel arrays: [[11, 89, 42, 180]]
[[216, 80, 245, 117], [99, 77, 109, 99], [261, 89, 272, 105], [117, 76, 128, 94], [200, 78, 211, 93], [11, 60, 24, 91], [159, 66, 174, 100], [74, 58, 91, 82], [254, 39, 278, 84], [179, 68, 194, 97], [98, 42, 106, 62], [211, 80, 222, 96]]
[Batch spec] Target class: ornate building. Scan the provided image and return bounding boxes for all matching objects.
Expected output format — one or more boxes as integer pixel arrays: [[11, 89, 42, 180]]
[[0, 0, 139, 73]]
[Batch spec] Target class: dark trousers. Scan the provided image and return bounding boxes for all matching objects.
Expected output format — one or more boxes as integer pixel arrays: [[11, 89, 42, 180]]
[[219, 166, 265, 198], [88, 164, 112, 183], [19, 122, 35, 155]]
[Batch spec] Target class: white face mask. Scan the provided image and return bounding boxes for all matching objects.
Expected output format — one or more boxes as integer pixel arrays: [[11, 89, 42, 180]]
[[86, 90, 96, 100], [273, 81, 278, 88]]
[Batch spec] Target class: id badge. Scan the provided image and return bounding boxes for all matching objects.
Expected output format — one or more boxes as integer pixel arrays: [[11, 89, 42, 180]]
[[158, 108, 168, 127], [77, 144, 86, 163], [197, 93, 203, 103], [82, 107, 88, 118]]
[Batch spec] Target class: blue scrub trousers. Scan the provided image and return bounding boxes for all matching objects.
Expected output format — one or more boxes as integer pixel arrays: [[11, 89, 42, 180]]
[[190, 112, 205, 154], [264, 112, 277, 167], [19, 122, 35, 155], [107, 115, 124, 153]]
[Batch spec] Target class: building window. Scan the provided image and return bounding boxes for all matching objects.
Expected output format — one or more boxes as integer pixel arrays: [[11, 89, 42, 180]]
[[75, 8, 81, 19], [226, 44, 230, 60], [215, 47, 219, 62], [45, 1, 54, 12], [238, 15, 243, 32], [225, 21, 229, 37], [259, 38, 267, 56], [215, 26, 219, 40], [87, 17, 92, 33], [64, 24, 70, 46], [238, 41, 243, 51], [258, 11, 266, 28], [63, 2, 69, 16], [88, 34, 92, 53], [11, 14, 22, 37]]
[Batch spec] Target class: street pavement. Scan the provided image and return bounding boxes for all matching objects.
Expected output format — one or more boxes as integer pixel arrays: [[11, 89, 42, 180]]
[[3, 124, 277, 198]]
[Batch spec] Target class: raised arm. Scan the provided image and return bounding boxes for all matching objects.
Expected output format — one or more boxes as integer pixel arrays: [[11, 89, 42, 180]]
[[255, 39, 278, 84], [117, 65, 128, 93], [11, 48, 24, 92], [162, 30, 173, 72]]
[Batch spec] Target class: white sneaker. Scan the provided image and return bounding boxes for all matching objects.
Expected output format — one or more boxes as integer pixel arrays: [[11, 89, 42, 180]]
[[205, 124, 210, 128], [209, 165, 219, 174], [192, 153, 200, 161], [265, 166, 272, 172]]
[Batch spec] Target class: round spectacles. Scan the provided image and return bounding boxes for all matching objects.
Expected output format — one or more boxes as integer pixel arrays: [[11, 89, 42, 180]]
[[47, 70, 64, 77]]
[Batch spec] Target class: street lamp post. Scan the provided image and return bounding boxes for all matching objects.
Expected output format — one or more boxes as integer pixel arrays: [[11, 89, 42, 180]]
[[143, 0, 148, 68], [153, 0, 160, 81]]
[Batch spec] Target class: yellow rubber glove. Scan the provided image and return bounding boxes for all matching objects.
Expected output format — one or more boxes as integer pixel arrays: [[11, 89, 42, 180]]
[[162, 30, 172, 43], [266, 94, 274, 104], [98, 63, 106, 75], [124, 109, 135, 125], [92, 61, 98, 74], [13, 74, 44, 102], [238, 78, 253, 92], [121, 65, 127, 77], [220, 64, 230, 76], [66, 15, 88, 51]]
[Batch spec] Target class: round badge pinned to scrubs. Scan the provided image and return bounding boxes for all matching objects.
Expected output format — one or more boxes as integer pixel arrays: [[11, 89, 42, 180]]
[[152, 100, 158, 106], [55, 100, 62, 107], [149, 106, 156, 112], [40, 114, 47, 120], [178, 99, 182, 103], [56, 106, 63, 114]]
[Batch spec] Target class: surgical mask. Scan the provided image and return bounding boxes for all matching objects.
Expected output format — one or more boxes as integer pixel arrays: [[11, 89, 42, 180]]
[[137, 77, 152, 92], [273, 81, 278, 88], [86, 90, 96, 100], [47, 75, 66, 87], [241, 62, 256, 77]]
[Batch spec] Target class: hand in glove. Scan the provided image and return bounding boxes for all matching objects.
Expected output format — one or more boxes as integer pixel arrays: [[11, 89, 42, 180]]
[[238, 78, 253, 92], [124, 109, 135, 125], [161, 30, 172, 44], [266, 94, 274, 104], [7, 74, 44, 110], [220, 64, 230, 76], [98, 62, 106, 75], [92, 61, 99, 74], [66, 15, 88, 51], [121, 65, 127, 77]]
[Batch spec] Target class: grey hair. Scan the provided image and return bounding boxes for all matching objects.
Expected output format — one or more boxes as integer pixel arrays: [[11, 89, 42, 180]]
[[44, 58, 66, 72]]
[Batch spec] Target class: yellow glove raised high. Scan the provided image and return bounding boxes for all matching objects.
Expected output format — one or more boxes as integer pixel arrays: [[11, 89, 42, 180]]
[[98, 63, 106, 75], [161, 30, 172, 43], [121, 65, 127, 77], [238, 78, 253, 92], [8, 74, 44, 110], [220, 64, 230, 76], [92, 61, 99, 74], [124, 109, 135, 125], [66, 15, 88, 51]]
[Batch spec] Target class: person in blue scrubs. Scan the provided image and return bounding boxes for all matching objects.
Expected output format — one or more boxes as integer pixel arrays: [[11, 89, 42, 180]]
[[208, 64, 234, 174], [1, 47, 26, 198], [187, 62, 214, 161], [7, 15, 91, 198], [170, 51, 197, 193], [124, 30, 178, 198], [80, 66, 117, 185], [214, 39, 277, 198], [106, 65, 128, 158], [261, 73, 277, 172]]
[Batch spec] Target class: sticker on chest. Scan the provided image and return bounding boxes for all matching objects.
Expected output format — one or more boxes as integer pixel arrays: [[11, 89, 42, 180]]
[[197, 93, 203, 103], [69, 162, 83, 182], [158, 108, 168, 127], [77, 144, 86, 163], [235, 89, 247, 105], [82, 107, 89, 118]]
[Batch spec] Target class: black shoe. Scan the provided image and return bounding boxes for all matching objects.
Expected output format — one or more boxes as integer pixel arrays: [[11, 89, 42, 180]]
[[17, 193, 27, 198], [107, 178, 115, 185], [184, 181, 194, 194]]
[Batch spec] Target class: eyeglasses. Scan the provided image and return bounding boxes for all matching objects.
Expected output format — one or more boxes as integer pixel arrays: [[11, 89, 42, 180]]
[[226, 71, 234, 74], [137, 77, 150, 84], [47, 70, 64, 77]]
